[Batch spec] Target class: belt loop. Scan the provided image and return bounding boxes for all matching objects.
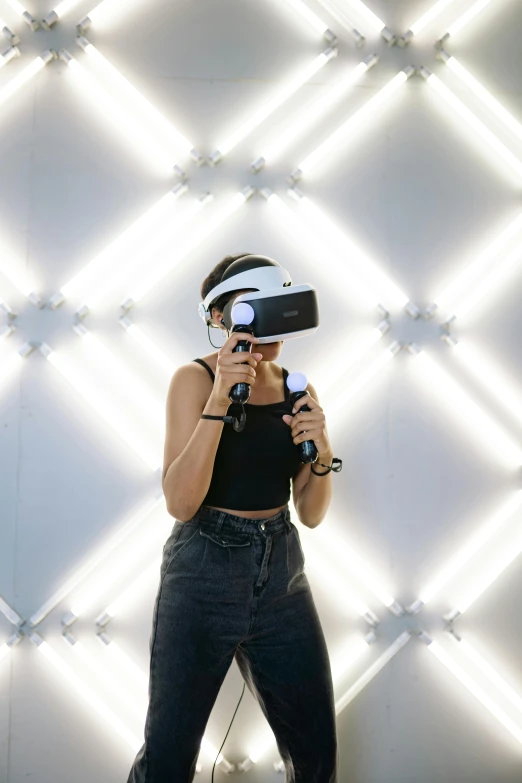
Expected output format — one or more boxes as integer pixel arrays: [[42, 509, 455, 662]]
[[215, 512, 225, 535]]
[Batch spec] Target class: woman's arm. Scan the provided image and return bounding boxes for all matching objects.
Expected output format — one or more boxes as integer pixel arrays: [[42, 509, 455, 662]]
[[162, 365, 229, 521]]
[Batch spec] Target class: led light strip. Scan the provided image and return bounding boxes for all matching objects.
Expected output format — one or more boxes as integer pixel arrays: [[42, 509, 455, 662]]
[[59, 49, 188, 173], [409, 346, 522, 469], [306, 548, 380, 625], [0, 595, 23, 626], [311, 522, 403, 614], [408, 491, 522, 613], [122, 187, 254, 306], [314, 0, 366, 45], [420, 67, 522, 180], [119, 319, 180, 377], [70, 637, 148, 719], [422, 632, 522, 745], [281, 0, 336, 42], [0, 333, 22, 393], [31, 633, 142, 748], [0, 50, 53, 108], [78, 0, 127, 33], [426, 212, 522, 320], [57, 192, 214, 315], [445, 519, 522, 621], [287, 190, 411, 309], [335, 631, 412, 713], [252, 55, 378, 172], [437, 0, 494, 48], [77, 190, 209, 311], [453, 635, 522, 715], [447, 338, 522, 427], [291, 67, 414, 180], [76, 37, 201, 165], [438, 51, 522, 145], [240, 635, 371, 769], [209, 47, 338, 165], [29, 496, 166, 628], [399, 0, 458, 46], [40, 329, 164, 472], [324, 0, 394, 43], [1, 0, 37, 29]]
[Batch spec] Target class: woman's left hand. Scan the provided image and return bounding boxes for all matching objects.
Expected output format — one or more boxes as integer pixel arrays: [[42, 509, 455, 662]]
[[282, 393, 332, 456]]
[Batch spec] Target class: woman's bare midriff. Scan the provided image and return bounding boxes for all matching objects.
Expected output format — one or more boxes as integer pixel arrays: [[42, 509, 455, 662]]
[[200, 504, 288, 520]]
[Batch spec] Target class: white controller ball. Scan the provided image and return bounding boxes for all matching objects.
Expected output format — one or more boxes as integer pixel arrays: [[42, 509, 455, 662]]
[[231, 302, 255, 325], [286, 371, 307, 392]]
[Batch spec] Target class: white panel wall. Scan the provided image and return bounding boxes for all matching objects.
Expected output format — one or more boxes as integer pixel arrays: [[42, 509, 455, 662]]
[[1, 0, 522, 781]]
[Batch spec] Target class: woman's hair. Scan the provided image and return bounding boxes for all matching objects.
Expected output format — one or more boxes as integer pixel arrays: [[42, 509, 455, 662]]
[[200, 253, 252, 322]]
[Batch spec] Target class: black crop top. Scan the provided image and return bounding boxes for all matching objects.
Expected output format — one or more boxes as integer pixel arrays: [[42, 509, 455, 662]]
[[193, 358, 304, 511]]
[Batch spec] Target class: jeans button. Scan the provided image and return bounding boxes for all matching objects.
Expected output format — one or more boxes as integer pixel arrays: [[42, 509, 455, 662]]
[[260, 523, 266, 531]]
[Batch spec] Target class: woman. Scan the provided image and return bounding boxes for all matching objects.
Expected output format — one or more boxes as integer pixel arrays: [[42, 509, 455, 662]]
[[126, 254, 339, 782]]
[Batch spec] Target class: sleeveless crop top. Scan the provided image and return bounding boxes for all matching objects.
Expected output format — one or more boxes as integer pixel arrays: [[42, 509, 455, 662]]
[[193, 358, 304, 511]]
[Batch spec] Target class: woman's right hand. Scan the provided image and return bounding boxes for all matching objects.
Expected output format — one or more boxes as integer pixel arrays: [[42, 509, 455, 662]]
[[211, 332, 263, 408]]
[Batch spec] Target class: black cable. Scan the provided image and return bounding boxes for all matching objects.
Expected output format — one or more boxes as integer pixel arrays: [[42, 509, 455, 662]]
[[211, 681, 246, 782]]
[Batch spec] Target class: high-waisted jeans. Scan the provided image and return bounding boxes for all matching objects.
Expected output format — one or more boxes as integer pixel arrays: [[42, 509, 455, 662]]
[[126, 503, 338, 782]]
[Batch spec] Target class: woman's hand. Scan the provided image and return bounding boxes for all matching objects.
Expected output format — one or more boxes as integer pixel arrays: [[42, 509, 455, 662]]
[[282, 391, 332, 457]]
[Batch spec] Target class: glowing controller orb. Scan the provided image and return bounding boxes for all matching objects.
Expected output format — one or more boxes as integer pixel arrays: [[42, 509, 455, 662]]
[[286, 371, 307, 392], [231, 302, 255, 325]]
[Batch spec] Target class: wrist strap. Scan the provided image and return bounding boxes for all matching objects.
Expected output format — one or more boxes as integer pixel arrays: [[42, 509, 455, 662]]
[[310, 457, 343, 476], [201, 405, 246, 433]]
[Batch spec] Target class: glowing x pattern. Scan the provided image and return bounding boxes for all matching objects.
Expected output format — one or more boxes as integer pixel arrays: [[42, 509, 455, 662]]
[[2, 0, 522, 775]]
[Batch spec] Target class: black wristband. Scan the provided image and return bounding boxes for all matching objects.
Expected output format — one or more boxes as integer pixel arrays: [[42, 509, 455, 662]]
[[310, 457, 343, 476]]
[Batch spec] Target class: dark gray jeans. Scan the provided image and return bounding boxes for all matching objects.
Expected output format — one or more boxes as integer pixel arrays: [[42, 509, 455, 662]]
[[126, 503, 338, 782]]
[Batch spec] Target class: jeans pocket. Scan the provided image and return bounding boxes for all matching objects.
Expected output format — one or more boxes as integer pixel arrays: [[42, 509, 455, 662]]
[[199, 526, 252, 548], [162, 522, 200, 574]]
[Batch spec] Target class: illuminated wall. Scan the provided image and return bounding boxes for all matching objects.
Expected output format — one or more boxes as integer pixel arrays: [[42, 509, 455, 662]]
[[1, 0, 522, 781]]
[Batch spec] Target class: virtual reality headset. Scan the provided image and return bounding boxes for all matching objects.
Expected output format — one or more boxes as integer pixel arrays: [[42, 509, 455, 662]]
[[197, 255, 320, 344]]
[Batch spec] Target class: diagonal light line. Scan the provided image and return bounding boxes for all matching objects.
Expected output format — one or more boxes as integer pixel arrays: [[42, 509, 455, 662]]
[[342, 0, 386, 32], [291, 68, 413, 180], [335, 631, 412, 713], [77, 37, 198, 160], [424, 635, 522, 745], [0, 339, 22, 395], [448, 240, 522, 320], [0, 595, 23, 626], [281, 0, 336, 39], [209, 47, 337, 163], [0, 51, 52, 107], [32, 635, 142, 749], [312, 523, 402, 613], [450, 340, 522, 427], [437, 0, 494, 45], [49, 184, 192, 310], [428, 212, 522, 320], [288, 191, 410, 309], [448, 520, 522, 617], [119, 319, 179, 377], [407, 0, 457, 35], [59, 49, 181, 173], [410, 348, 522, 469], [439, 52, 522, 144], [323, 344, 399, 417], [40, 334, 163, 471], [252, 56, 377, 171], [315, 0, 366, 43], [409, 491, 522, 612], [420, 67, 522, 180], [456, 636, 522, 715], [125, 188, 254, 304], [28, 497, 165, 628]]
